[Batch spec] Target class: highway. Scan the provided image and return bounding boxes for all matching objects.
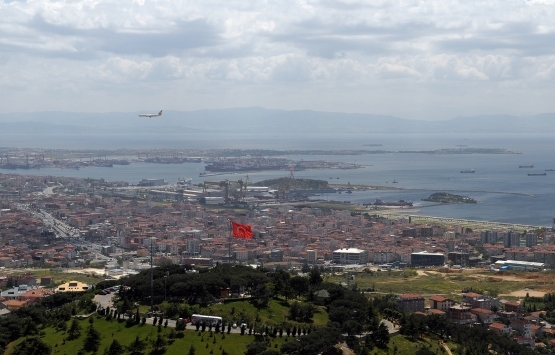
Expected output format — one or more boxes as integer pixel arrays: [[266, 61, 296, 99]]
[[16, 203, 116, 266]]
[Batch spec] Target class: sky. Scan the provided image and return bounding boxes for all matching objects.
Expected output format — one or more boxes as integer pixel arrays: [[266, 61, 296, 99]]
[[1, 0, 555, 120]]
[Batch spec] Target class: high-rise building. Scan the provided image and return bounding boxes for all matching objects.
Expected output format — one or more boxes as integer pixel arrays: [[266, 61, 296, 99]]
[[504, 230, 521, 248], [186, 239, 200, 255], [525, 233, 538, 247], [306, 249, 317, 264], [480, 230, 497, 244]]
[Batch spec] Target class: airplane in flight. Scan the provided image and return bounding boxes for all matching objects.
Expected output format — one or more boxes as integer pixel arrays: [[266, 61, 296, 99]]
[[138, 110, 163, 118]]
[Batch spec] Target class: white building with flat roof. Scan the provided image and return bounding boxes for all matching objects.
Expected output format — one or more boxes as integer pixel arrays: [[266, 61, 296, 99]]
[[332, 248, 369, 264]]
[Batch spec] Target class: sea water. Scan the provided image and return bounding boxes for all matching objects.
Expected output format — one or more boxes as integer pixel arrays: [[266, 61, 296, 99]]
[[1, 132, 554, 226]]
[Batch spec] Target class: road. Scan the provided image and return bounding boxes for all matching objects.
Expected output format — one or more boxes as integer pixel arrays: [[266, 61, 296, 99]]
[[17, 203, 117, 267], [94, 292, 400, 336]]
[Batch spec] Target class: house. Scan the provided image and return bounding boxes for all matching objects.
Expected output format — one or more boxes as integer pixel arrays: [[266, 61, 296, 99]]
[[427, 309, 446, 316], [56, 281, 92, 293], [513, 336, 535, 349], [40, 276, 54, 286], [2, 299, 28, 311], [470, 308, 495, 324], [505, 301, 523, 315], [462, 292, 498, 310], [19, 288, 54, 304], [397, 294, 425, 313], [511, 319, 532, 338], [448, 304, 474, 325], [489, 322, 511, 336], [429, 295, 455, 311], [0, 285, 33, 300]]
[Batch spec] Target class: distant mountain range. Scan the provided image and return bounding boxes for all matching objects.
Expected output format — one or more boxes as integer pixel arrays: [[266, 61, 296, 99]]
[[1, 108, 554, 134]]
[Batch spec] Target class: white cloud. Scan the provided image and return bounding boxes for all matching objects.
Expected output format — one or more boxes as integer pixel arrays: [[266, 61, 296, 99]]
[[1, 0, 555, 118]]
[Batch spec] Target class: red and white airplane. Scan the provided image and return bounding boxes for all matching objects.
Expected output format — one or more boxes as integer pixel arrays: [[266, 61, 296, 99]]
[[138, 110, 163, 118]]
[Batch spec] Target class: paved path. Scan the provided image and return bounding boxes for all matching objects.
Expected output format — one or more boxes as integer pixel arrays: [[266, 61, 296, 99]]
[[439, 340, 453, 355]]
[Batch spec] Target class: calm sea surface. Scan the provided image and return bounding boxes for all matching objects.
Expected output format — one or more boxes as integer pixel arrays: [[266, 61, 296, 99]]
[[2, 132, 554, 226]]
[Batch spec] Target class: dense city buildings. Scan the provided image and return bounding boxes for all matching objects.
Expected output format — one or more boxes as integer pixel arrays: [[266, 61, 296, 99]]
[[1, 172, 555, 351]]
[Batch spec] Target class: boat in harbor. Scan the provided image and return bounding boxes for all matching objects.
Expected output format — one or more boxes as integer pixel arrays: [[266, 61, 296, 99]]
[[177, 177, 193, 186], [460, 169, 475, 173]]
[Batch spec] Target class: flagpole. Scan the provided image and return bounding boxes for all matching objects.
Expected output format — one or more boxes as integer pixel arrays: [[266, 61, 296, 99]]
[[229, 220, 232, 264]]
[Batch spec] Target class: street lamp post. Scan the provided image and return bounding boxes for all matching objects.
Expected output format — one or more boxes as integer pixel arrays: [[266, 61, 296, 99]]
[[150, 238, 154, 315]]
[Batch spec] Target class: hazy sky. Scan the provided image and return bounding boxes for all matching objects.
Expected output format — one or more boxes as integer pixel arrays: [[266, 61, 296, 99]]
[[1, 0, 555, 120]]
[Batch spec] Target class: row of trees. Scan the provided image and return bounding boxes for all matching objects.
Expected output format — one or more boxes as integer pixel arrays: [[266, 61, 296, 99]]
[[0, 292, 97, 353], [400, 313, 535, 355]]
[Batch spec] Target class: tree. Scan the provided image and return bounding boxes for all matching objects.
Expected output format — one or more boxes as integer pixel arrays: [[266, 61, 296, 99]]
[[23, 319, 39, 336], [68, 318, 82, 340], [57, 320, 68, 332], [309, 266, 322, 287], [246, 341, 268, 355], [188, 344, 196, 355], [290, 276, 309, 298], [374, 322, 390, 347], [83, 324, 101, 353], [281, 327, 343, 355], [152, 334, 167, 353], [105, 339, 125, 355], [128, 336, 146, 355], [11, 337, 51, 355]]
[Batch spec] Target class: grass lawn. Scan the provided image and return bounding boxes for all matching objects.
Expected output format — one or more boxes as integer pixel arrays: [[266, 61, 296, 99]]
[[7, 318, 461, 355], [368, 335, 456, 355], [327, 269, 545, 299], [8, 317, 290, 355], [198, 298, 328, 327], [3, 268, 106, 286]]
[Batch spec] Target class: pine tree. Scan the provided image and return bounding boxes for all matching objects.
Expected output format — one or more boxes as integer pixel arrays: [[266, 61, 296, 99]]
[[152, 334, 167, 353], [83, 324, 101, 353], [68, 318, 82, 340], [11, 337, 51, 355], [105, 339, 125, 355], [188, 344, 196, 355], [128, 336, 146, 355]]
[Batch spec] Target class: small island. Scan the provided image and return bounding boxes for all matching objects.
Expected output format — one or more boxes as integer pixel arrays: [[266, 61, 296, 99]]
[[422, 192, 478, 204]]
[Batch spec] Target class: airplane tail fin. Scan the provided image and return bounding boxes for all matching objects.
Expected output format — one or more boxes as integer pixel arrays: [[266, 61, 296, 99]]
[[158, 110, 163, 116]]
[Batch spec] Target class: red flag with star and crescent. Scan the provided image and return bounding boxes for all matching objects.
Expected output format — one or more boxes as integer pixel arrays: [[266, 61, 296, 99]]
[[232, 221, 253, 239]]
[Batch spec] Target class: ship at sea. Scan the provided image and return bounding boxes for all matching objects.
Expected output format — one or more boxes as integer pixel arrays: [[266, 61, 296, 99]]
[[519, 164, 534, 168], [528, 173, 547, 176], [460, 169, 475, 173]]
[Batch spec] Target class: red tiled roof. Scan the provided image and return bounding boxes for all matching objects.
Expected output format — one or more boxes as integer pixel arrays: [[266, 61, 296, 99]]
[[429, 295, 447, 302]]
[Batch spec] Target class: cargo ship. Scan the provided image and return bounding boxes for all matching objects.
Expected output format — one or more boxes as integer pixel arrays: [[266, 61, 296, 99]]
[[519, 164, 534, 168], [460, 169, 475, 173], [528, 173, 546, 176]]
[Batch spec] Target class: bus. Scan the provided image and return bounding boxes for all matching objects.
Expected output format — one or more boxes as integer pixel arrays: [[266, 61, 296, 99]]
[[191, 314, 223, 326]]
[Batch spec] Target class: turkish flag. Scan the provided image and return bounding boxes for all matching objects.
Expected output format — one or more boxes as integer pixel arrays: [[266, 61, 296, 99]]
[[232, 222, 253, 239]]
